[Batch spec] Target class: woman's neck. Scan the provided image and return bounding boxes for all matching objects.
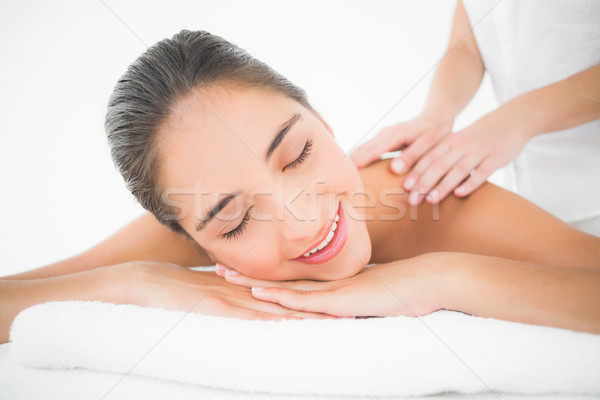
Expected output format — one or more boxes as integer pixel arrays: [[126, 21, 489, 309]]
[[355, 158, 412, 264]]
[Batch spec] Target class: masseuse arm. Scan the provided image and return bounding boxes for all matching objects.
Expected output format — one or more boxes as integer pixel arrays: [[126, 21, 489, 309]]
[[1, 212, 213, 280], [406, 62, 600, 206], [504, 63, 600, 138], [350, 0, 485, 169], [420, 0, 486, 125]]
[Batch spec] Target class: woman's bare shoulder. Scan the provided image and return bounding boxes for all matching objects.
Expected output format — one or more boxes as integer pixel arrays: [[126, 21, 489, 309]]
[[358, 159, 600, 269], [358, 158, 407, 196]]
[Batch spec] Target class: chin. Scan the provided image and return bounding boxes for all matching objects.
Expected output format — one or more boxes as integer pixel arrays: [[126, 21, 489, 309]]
[[329, 240, 373, 280]]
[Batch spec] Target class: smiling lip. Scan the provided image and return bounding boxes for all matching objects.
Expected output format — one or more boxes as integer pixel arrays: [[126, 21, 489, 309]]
[[292, 202, 347, 265]]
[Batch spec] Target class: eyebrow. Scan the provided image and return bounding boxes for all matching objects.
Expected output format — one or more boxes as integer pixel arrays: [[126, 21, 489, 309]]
[[265, 112, 302, 161], [196, 192, 240, 232], [195, 112, 302, 232]]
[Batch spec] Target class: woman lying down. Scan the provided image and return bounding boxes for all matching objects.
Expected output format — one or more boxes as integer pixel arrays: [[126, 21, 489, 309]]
[[1, 30, 599, 344]]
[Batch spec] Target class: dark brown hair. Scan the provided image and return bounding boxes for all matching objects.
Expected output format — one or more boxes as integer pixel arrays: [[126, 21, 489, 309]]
[[105, 29, 313, 242]]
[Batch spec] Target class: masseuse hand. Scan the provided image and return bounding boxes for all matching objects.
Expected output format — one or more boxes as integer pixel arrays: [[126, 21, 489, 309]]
[[127, 261, 335, 321], [350, 114, 453, 182], [349, 109, 529, 206], [215, 254, 444, 318]]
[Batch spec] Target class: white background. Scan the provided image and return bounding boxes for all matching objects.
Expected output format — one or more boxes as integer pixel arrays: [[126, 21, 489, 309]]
[[0, 0, 497, 276]]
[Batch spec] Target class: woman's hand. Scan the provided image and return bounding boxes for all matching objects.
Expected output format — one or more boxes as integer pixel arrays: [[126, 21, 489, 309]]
[[127, 261, 336, 321], [404, 108, 531, 206], [349, 115, 453, 174], [215, 254, 446, 318]]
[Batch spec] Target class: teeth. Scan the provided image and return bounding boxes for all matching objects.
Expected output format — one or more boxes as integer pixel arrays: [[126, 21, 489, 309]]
[[325, 227, 335, 242], [302, 215, 340, 257]]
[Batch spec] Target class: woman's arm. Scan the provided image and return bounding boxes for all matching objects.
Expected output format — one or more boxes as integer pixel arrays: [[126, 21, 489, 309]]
[[0, 264, 130, 343], [414, 181, 600, 270], [0, 260, 336, 344], [1, 212, 213, 280], [438, 252, 600, 333], [216, 252, 600, 334], [227, 252, 600, 334]]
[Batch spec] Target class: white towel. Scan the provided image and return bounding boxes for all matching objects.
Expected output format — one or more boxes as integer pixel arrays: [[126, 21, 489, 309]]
[[9, 301, 600, 397]]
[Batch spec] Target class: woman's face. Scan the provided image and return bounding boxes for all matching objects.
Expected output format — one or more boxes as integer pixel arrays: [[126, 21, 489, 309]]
[[158, 84, 371, 281]]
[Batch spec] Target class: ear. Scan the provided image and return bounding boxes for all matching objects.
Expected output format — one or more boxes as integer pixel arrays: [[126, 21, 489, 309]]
[[314, 111, 334, 138], [202, 248, 217, 264], [184, 232, 218, 265]]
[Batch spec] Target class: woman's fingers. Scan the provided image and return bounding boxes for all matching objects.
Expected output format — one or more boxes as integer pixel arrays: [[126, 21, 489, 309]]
[[215, 263, 245, 280], [226, 271, 334, 291], [223, 271, 274, 288], [240, 295, 340, 320], [286, 310, 341, 320], [218, 263, 335, 291], [251, 287, 343, 316], [214, 303, 303, 321], [235, 303, 336, 321], [214, 263, 341, 319], [214, 263, 228, 277]]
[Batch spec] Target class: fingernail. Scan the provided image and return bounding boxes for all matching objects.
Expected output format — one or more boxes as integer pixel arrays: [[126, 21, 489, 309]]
[[409, 191, 419, 205], [455, 186, 466, 195], [252, 287, 265, 292], [225, 269, 239, 276], [215, 263, 226, 271], [405, 177, 415, 190], [429, 190, 439, 202], [391, 158, 405, 173]]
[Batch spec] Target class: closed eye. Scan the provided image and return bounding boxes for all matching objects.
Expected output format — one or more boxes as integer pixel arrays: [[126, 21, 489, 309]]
[[283, 139, 313, 172], [221, 205, 253, 241], [220, 139, 314, 241]]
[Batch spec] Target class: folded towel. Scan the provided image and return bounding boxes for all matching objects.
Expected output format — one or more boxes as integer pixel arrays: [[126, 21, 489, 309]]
[[9, 301, 600, 397]]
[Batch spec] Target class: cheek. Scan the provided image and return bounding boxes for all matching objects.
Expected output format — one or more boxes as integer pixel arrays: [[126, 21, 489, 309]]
[[318, 140, 361, 186], [323, 158, 364, 197], [223, 243, 282, 279]]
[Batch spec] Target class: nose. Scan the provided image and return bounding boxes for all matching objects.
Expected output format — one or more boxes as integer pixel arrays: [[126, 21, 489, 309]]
[[276, 193, 325, 242]]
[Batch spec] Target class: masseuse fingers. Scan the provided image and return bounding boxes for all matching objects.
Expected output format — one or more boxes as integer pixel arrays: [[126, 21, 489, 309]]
[[403, 143, 444, 198], [402, 133, 446, 192], [349, 126, 409, 169], [453, 158, 496, 198], [428, 154, 482, 204], [409, 147, 468, 206]]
